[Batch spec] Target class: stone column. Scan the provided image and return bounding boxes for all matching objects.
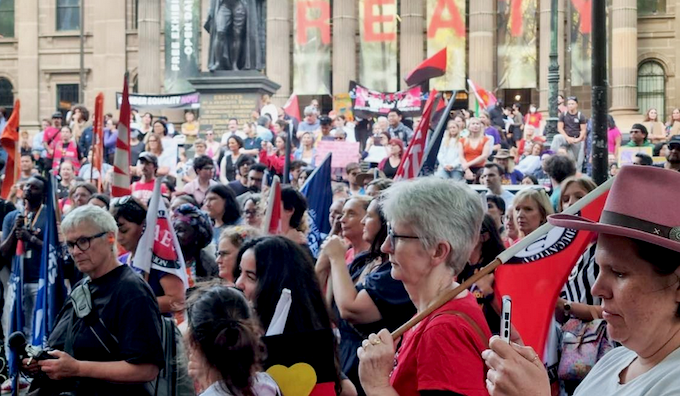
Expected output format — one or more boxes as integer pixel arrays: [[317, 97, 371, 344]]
[[399, 0, 424, 90], [137, 0, 161, 93], [332, 1, 356, 95], [92, 0, 126, 115], [266, 0, 291, 104], [16, 0, 40, 127], [539, 0, 565, 112], [469, 0, 495, 96], [610, 0, 638, 114]]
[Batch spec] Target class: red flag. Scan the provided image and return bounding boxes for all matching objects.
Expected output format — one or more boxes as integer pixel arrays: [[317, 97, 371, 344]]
[[112, 74, 131, 197], [0, 100, 20, 199], [494, 188, 610, 360], [283, 93, 300, 121], [404, 48, 447, 87], [263, 176, 282, 234], [393, 91, 437, 180], [92, 93, 104, 192], [467, 79, 498, 110]]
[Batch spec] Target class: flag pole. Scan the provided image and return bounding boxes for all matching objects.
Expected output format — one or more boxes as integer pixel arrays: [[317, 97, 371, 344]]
[[391, 176, 615, 340]]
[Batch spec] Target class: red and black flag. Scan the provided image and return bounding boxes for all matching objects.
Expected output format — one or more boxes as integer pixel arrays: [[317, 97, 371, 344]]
[[404, 48, 447, 87], [263, 329, 337, 396]]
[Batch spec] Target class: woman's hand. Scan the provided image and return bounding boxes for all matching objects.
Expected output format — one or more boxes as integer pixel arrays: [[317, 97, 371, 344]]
[[474, 272, 495, 297], [357, 329, 395, 393], [464, 168, 475, 180], [321, 236, 348, 264], [482, 336, 550, 396], [38, 350, 81, 380]]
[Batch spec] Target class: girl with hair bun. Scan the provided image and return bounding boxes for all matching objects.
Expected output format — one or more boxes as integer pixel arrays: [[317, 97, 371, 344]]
[[186, 284, 280, 396]]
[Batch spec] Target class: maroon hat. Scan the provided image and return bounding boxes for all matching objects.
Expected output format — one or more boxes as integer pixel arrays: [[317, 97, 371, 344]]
[[548, 165, 680, 252]]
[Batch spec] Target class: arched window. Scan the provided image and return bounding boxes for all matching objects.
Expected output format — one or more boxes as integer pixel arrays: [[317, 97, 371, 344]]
[[637, 60, 666, 121], [0, 78, 14, 116]]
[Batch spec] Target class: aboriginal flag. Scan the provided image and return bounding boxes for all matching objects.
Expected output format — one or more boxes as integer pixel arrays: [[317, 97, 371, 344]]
[[263, 329, 337, 396], [404, 48, 447, 87]]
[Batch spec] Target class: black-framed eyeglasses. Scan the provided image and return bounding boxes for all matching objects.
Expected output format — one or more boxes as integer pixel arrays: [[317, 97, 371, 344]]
[[244, 209, 259, 216], [66, 231, 107, 252], [387, 224, 419, 247]]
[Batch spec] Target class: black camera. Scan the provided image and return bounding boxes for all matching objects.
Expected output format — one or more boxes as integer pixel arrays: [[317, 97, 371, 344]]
[[8, 332, 57, 363]]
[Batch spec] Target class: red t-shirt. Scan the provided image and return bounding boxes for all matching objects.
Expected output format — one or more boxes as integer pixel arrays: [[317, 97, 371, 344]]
[[391, 293, 491, 396], [131, 178, 169, 204]]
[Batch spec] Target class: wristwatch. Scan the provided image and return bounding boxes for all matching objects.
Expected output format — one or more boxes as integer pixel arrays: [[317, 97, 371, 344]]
[[563, 301, 572, 314]]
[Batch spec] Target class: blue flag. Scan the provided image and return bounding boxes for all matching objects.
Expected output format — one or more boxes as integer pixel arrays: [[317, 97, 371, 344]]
[[7, 252, 24, 386], [301, 153, 333, 235], [32, 177, 67, 349]]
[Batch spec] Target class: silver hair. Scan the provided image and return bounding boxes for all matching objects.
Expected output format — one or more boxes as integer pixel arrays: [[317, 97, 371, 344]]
[[61, 205, 119, 255], [303, 106, 317, 116], [381, 177, 484, 276]]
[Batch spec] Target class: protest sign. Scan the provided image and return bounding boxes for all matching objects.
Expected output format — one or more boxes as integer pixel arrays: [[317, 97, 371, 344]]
[[315, 141, 361, 168]]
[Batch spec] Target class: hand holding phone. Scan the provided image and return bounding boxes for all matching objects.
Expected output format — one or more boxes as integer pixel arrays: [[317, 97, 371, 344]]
[[501, 295, 512, 343]]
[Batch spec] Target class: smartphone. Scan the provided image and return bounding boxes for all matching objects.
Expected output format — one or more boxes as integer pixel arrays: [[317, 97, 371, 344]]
[[501, 295, 512, 343]]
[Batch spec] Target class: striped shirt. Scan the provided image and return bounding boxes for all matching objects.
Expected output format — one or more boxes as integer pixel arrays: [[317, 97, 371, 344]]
[[560, 243, 601, 306]]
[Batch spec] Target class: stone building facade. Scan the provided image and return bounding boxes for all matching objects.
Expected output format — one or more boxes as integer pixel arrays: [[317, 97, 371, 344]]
[[0, 0, 677, 131]]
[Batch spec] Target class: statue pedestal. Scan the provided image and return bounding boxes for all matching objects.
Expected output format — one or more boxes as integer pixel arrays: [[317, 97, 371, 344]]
[[188, 70, 281, 135]]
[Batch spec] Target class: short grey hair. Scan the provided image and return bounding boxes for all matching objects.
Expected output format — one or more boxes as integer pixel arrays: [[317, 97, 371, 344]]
[[303, 106, 317, 116], [62, 205, 118, 247], [381, 177, 484, 276]]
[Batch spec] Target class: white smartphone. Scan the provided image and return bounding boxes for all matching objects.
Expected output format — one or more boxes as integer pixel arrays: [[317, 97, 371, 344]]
[[501, 295, 512, 343]]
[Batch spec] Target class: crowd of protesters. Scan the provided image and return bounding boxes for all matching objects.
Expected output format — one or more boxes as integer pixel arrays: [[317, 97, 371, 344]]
[[0, 94, 678, 396]]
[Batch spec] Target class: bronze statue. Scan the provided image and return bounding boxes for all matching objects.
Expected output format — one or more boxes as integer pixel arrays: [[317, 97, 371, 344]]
[[204, 0, 266, 71]]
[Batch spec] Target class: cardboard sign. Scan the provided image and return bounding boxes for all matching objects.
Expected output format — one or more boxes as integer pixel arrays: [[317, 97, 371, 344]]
[[315, 141, 361, 168]]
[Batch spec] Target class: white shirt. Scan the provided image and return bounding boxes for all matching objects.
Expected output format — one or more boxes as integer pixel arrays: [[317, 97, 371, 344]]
[[200, 373, 280, 396], [575, 346, 680, 395]]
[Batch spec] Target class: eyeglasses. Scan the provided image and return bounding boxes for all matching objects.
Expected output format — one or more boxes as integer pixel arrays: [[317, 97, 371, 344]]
[[114, 195, 133, 207], [66, 231, 107, 252], [244, 209, 259, 216], [387, 224, 419, 247]]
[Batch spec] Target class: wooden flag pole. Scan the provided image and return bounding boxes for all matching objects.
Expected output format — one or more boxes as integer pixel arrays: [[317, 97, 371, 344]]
[[391, 176, 615, 340]]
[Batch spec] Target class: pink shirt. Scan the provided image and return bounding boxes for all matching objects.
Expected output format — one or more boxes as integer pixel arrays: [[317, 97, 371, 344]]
[[183, 179, 217, 206], [607, 127, 622, 154]]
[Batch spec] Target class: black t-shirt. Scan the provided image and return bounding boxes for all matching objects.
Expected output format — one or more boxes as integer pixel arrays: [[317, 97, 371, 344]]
[[46, 265, 165, 396], [335, 256, 416, 396], [227, 179, 249, 196], [2, 209, 46, 283], [559, 111, 586, 138]]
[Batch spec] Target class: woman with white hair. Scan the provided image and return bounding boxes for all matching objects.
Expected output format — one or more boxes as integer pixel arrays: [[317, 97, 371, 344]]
[[357, 177, 491, 395], [23, 205, 165, 395]]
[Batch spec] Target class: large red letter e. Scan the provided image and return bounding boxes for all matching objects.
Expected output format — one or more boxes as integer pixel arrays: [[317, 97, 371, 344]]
[[363, 0, 396, 42]]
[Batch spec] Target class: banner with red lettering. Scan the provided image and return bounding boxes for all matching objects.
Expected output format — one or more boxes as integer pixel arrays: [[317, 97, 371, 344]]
[[426, 0, 466, 90], [569, 0, 592, 86], [359, 0, 398, 92], [294, 0, 331, 95], [350, 81, 423, 119], [497, 0, 538, 89]]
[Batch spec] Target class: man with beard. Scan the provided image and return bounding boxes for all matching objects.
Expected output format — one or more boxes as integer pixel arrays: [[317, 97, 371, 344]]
[[665, 135, 680, 171], [0, 176, 47, 342], [236, 163, 266, 206]]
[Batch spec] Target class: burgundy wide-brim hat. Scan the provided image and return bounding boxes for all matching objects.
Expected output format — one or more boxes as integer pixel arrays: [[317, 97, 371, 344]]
[[548, 165, 680, 253]]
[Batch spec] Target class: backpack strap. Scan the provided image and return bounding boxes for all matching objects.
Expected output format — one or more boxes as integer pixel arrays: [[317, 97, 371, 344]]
[[433, 310, 490, 350]]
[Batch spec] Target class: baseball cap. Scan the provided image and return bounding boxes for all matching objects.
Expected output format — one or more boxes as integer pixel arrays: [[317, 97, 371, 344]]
[[138, 151, 158, 167], [52, 112, 63, 119], [668, 135, 680, 148]]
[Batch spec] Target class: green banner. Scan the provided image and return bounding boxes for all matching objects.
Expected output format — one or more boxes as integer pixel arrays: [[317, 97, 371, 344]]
[[359, 0, 398, 92], [497, 0, 538, 89], [293, 0, 332, 95], [165, 0, 200, 93], [426, 0, 467, 90]]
